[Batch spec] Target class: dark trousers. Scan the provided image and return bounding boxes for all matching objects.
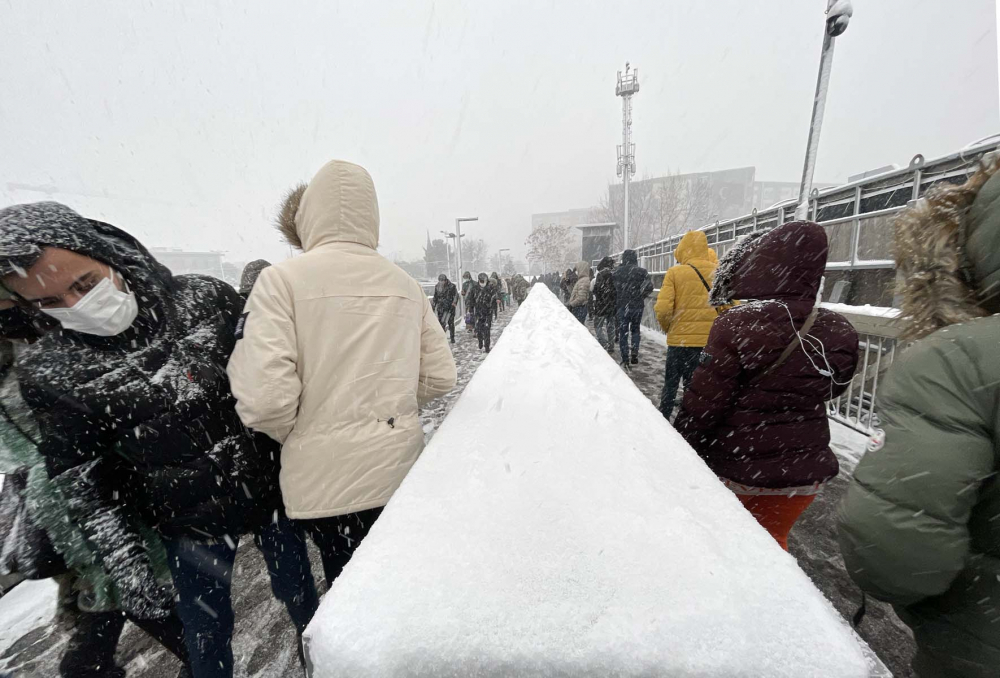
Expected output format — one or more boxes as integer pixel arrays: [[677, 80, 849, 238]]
[[570, 305, 588, 324], [297, 507, 383, 587], [475, 316, 492, 351], [164, 513, 318, 678], [60, 608, 188, 678], [436, 307, 455, 342], [617, 306, 644, 363], [658, 346, 703, 420]]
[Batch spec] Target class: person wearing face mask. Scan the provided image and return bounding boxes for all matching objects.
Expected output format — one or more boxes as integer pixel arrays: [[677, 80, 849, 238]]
[[467, 272, 496, 352], [0, 203, 315, 678], [0, 295, 191, 678]]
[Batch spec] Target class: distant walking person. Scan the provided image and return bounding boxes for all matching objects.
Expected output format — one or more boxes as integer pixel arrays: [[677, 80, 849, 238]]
[[467, 272, 496, 352], [653, 231, 720, 420], [461, 271, 475, 333], [613, 250, 653, 366], [591, 257, 617, 351], [433, 273, 459, 343], [565, 261, 591, 324]]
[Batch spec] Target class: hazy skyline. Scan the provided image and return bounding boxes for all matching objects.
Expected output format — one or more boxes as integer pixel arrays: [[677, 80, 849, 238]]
[[2, 0, 997, 267]]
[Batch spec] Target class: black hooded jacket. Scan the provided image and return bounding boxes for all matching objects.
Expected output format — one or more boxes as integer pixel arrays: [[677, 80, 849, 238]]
[[0, 204, 280, 556], [593, 257, 617, 317], [612, 250, 653, 312]]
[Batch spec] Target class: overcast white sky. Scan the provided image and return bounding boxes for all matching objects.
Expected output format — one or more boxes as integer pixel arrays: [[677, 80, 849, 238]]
[[1, 0, 997, 265]]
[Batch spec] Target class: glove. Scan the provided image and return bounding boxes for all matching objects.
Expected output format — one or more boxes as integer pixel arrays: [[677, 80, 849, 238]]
[[108, 544, 174, 619]]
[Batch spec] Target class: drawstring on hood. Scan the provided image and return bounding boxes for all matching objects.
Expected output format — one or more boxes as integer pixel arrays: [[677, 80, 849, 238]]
[[277, 160, 381, 253]]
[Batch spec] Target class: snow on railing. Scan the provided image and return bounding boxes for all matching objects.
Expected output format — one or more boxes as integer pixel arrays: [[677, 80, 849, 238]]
[[303, 284, 881, 678], [616, 139, 1000, 275], [641, 296, 900, 435]]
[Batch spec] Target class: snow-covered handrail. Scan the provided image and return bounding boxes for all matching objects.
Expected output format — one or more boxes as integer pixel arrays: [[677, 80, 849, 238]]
[[303, 285, 877, 677]]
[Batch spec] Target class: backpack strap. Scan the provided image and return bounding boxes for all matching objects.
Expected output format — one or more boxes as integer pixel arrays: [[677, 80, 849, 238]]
[[749, 307, 820, 385], [687, 264, 720, 315]]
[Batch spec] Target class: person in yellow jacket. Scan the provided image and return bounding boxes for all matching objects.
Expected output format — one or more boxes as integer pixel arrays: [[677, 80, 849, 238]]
[[653, 230, 720, 420], [227, 160, 457, 593]]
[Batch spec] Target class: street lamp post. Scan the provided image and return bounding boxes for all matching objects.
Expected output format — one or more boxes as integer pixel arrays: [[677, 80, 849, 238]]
[[455, 217, 478, 317], [795, 0, 853, 220]]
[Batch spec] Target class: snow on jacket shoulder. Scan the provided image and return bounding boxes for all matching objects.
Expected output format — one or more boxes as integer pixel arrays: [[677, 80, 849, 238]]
[[654, 231, 719, 347], [675, 222, 859, 488], [837, 315, 1000, 676], [227, 160, 457, 520]]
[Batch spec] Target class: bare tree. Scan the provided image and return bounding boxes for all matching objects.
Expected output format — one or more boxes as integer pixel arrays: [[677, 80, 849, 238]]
[[591, 176, 657, 251], [595, 171, 725, 250], [525, 224, 574, 272], [462, 238, 490, 275]]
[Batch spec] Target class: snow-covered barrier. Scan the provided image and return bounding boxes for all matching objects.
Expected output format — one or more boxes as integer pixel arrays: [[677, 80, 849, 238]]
[[303, 284, 873, 678]]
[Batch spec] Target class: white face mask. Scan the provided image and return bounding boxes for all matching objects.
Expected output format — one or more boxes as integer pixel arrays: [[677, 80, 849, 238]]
[[41, 273, 139, 336]]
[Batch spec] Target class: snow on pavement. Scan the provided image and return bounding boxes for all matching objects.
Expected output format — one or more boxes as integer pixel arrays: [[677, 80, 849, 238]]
[[304, 285, 871, 678], [607, 314, 917, 677], [0, 307, 518, 678]]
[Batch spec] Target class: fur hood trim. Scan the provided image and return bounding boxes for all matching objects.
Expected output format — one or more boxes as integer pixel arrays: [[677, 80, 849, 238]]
[[893, 154, 1000, 341], [276, 184, 307, 250]]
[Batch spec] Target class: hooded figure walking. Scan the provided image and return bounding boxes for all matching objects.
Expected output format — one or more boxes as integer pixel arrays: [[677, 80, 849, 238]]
[[467, 272, 497, 352], [432, 273, 459, 343], [674, 222, 858, 551], [227, 161, 457, 622], [653, 231, 721, 420], [838, 153, 1000, 678], [0, 204, 316, 678], [612, 250, 654, 366], [565, 261, 591, 324]]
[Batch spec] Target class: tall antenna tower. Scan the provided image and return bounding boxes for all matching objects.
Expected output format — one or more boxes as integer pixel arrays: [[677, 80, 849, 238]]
[[616, 62, 639, 251]]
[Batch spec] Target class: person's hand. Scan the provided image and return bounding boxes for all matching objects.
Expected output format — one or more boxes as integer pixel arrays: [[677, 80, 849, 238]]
[[111, 559, 174, 619]]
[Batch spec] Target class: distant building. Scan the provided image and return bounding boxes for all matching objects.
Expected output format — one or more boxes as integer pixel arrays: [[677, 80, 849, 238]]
[[752, 180, 837, 211], [532, 167, 833, 260], [149, 248, 226, 279]]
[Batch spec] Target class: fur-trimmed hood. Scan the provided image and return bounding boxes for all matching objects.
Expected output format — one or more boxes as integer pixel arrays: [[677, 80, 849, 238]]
[[894, 154, 1000, 341], [277, 160, 380, 252]]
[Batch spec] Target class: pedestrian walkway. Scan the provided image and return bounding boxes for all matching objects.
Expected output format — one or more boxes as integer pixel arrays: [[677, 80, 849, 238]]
[[420, 305, 517, 441], [581, 316, 918, 677]]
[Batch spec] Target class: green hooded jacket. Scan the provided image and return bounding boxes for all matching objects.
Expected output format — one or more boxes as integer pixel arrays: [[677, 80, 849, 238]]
[[838, 160, 1000, 678]]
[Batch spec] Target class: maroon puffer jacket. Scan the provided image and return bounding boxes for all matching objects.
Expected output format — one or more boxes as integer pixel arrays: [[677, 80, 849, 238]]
[[674, 221, 859, 489]]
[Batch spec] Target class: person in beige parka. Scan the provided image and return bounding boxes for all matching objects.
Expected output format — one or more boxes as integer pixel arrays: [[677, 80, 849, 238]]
[[227, 160, 457, 588]]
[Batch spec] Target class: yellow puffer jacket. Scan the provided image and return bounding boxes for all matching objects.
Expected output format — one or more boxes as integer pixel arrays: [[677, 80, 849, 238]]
[[653, 231, 719, 347]]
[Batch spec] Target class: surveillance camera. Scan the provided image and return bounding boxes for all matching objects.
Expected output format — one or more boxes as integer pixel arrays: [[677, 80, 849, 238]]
[[826, 0, 853, 37]]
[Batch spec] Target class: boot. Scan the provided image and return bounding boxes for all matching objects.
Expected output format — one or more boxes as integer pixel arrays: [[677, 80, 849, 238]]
[[630, 356, 639, 365]]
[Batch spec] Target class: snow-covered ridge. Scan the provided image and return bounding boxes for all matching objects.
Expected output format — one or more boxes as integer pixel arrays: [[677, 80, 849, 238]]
[[303, 284, 873, 678], [819, 302, 900, 319]]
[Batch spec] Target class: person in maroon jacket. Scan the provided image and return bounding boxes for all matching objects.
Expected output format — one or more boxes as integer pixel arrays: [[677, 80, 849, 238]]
[[674, 221, 859, 550]]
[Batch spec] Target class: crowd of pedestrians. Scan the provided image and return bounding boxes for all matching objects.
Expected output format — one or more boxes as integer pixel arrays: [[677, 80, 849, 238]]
[[534, 153, 1000, 677], [1, 153, 999, 678], [0, 160, 457, 678]]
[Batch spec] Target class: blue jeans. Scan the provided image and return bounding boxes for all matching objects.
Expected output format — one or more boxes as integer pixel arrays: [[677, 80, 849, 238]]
[[570, 305, 588, 324], [164, 514, 318, 678], [659, 346, 703, 420], [594, 314, 616, 349], [617, 306, 644, 362]]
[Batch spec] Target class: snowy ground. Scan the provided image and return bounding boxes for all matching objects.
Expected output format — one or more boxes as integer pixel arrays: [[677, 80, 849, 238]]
[[0, 303, 916, 677], [0, 307, 518, 678], [622, 325, 917, 677]]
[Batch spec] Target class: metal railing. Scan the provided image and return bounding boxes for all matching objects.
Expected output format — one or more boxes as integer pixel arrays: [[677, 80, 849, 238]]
[[640, 297, 901, 435], [615, 140, 1000, 276]]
